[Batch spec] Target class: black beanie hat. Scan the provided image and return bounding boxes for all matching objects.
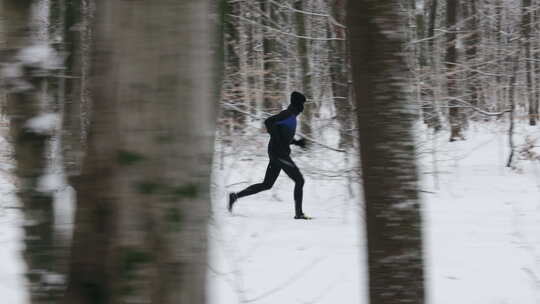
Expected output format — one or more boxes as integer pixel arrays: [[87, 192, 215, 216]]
[[290, 91, 306, 107]]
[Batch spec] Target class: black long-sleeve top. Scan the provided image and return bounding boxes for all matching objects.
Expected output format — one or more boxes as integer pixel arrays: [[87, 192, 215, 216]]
[[264, 109, 299, 157]]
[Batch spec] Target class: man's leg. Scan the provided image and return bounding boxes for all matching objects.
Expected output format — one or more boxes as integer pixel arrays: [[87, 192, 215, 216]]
[[228, 161, 281, 212], [277, 157, 305, 217]]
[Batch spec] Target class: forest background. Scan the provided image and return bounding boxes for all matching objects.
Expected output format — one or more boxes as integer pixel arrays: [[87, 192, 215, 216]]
[[1, 0, 540, 303]]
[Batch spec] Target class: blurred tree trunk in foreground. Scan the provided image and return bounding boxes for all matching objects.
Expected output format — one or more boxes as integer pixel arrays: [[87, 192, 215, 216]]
[[63, 0, 221, 303], [2, 0, 64, 302], [347, 1, 426, 303]]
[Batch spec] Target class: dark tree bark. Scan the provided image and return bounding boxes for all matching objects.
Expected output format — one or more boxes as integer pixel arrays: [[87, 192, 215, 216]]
[[347, 1, 425, 303], [412, 0, 426, 67], [261, 0, 279, 110], [446, 0, 464, 141], [534, 7, 540, 114], [295, 0, 314, 138], [495, 0, 504, 111], [428, 0, 438, 51], [424, 0, 441, 130], [330, 0, 353, 149], [464, 0, 480, 108], [522, 0, 537, 125]]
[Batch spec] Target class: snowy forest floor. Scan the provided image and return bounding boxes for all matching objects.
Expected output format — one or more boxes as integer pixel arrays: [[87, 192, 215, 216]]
[[208, 121, 540, 304], [208, 136, 364, 304], [422, 122, 540, 304], [1, 120, 540, 303]]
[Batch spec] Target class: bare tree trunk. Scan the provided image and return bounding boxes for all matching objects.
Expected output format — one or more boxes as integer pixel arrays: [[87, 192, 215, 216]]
[[2, 1, 66, 302], [0, 0, 5, 114], [447, 0, 464, 141], [425, 0, 441, 130], [63, 0, 220, 303], [428, 0, 438, 47], [236, 3, 252, 114], [522, 0, 537, 125], [330, 0, 352, 149], [254, 4, 265, 111], [531, 5, 540, 113], [495, 0, 504, 111], [261, 0, 277, 109], [295, 0, 313, 138], [507, 51, 519, 168], [417, 0, 426, 67], [347, 1, 425, 303], [464, 0, 479, 108]]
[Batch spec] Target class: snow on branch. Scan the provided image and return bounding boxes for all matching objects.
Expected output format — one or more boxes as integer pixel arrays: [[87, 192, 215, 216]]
[[25, 113, 59, 135], [267, 0, 346, 29], [1, 43, 63, 92], [222, 102, 347, 153], [229, 14, 345, 41], [442, 97, 512, 116], [443, 52, 521, 78], [17, 44, 62, 71]]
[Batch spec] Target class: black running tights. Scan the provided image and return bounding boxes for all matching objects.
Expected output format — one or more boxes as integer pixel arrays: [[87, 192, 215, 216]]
[[236, 156, 304, 215]]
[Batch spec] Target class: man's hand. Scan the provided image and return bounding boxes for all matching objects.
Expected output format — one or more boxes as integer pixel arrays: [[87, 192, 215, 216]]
[[292, 137, 307, 149]]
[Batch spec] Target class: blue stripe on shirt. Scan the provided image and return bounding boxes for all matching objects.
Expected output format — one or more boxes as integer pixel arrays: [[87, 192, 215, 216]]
[[276, 115, 297, 133]]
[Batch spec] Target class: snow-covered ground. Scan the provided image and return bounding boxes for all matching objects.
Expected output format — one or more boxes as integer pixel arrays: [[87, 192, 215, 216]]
[[209, 121, 540, 304], [208, 142, 365, 304], [423, 122, 540, 304], [1, 121, 540, 303]]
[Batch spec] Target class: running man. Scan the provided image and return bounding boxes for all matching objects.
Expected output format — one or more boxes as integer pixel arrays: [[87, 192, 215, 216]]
[[228, 91, 310, 219]]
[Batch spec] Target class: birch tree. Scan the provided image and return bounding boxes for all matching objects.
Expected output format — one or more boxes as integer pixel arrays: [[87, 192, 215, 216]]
[[2, 0, 65, 301], [348, 0, 426, 303], [63, 1, 221, 303]]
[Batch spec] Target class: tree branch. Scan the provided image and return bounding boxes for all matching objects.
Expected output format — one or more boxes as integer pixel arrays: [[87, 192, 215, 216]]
[[222, 102, 347, 153], [229, 14, 345, 41]]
